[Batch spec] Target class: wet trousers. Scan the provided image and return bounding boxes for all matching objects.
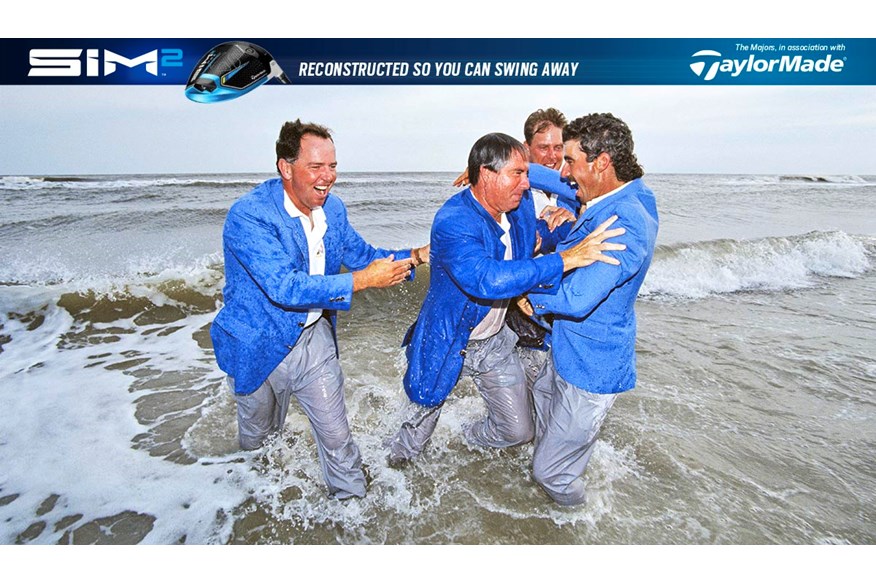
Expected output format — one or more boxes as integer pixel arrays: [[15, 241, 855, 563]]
[[517, 346, 549, 391], [231, 318, 366, 500], [531, 356, 618, 506], [387, 325, 533, 462]]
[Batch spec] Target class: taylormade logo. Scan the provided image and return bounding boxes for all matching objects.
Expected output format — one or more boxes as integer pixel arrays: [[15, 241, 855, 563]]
[[690, 50, 845, 81]]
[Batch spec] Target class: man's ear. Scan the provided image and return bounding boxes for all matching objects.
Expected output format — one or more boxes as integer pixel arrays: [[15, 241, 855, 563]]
[[278, 159, 292, 180], [595, 152, 612, 173]]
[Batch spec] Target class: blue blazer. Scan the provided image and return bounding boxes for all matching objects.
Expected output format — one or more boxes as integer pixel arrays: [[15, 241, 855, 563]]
[[528, 162, 580, 214], [211, 178, 412, 395], [528, 163, 578, 253], [529, 179, 659, 394], [403, 188, 564, 407]]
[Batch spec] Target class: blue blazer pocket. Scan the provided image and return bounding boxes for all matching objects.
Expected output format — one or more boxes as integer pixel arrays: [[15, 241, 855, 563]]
[[213, 311, 262, 344], [566, 322, 609, 343]]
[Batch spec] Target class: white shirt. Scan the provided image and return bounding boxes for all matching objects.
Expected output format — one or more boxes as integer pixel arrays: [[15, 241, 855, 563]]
[[582, 182, 628, 212], [284, 195, 327, 328], [531, 188, 559, 219], [469, 212, 513, 341]]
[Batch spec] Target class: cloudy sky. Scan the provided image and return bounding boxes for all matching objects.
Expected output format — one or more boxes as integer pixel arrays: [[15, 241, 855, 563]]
[[2, 83, 875, 176]]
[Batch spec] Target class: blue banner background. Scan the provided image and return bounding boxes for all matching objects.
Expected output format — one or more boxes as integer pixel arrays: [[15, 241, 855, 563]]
[[3, 38, 873, 85]]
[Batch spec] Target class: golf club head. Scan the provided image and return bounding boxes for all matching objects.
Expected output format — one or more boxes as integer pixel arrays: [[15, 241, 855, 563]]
[[185, 41, 289, 103]]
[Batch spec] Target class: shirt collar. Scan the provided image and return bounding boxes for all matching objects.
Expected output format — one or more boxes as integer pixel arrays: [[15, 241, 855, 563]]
[[583, 182, 628, 211], [498, 212, 511, 235], [283, 193, 326, 228]]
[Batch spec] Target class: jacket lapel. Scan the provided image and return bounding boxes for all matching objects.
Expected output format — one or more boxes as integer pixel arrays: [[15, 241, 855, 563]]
[[464, 190, 505, 260], [565, 180, 639, 241], [322, 201, 341, 275], [271, 179, 310, 270]]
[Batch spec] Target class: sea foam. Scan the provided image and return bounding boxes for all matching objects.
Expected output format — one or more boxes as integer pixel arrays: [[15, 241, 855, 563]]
[[641, 231, 872, 299]]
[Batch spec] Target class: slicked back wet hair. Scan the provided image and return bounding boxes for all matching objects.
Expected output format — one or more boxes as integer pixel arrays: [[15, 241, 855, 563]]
[[276, 119, 333, 173], [523, 108, 567, 143], [467, 133, 528, 187], [563, 113, 644, 182]]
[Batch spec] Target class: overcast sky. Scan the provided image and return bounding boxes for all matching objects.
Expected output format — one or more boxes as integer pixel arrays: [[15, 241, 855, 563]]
[[2, 84, 874, 176]]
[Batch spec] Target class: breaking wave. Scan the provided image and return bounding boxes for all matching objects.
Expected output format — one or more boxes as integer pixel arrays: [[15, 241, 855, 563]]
[[641, 231, 873, 299]]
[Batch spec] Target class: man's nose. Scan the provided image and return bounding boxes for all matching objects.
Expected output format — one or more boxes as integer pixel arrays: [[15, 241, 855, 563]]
[[520, 175, 530, 190]]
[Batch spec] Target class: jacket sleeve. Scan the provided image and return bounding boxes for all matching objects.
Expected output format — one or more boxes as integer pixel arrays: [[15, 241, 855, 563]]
[[528, 163, 579, 210], [528, 208, 649, 319], [536, 219, 573, 255], [223, 204, 355, 311], [434, 213, 563, 301]]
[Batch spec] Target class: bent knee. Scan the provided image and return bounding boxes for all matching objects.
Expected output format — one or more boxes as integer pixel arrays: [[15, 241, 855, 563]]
[[317, 427, 356, 453]]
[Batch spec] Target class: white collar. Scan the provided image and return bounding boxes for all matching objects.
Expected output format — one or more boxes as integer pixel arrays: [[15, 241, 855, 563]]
[[283, 193, 326, 229], [583, 182, 628, 211]]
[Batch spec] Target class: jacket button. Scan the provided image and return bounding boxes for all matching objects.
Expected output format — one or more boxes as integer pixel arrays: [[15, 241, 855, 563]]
[[297, 322, 304, 328], [459, 349, 466, 357]]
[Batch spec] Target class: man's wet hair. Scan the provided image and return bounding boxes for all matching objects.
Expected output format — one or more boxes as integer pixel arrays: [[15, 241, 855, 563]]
[[468, 133, 528, 187], [276, 119, 333, 173], [563, 113, 644, 182], [523, 108, 567, 144]]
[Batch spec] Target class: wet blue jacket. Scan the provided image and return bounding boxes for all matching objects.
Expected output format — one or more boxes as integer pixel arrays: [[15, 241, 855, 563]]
[[527, 162, 580, 215], [527, 163, 578, 253], [529, 179, 659, 394], [403, 188, 564, 407], [211, 178, 412, 395]]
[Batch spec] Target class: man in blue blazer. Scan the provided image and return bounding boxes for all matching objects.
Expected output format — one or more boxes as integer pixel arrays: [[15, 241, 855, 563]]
[[386, 132, 626, 464], [527, 113, 659, 506], [211, 120, 429, 500]]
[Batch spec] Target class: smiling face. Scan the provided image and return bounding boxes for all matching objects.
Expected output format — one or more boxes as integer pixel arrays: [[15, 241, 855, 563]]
[[279, 134, 337, 215], [525, 123, 564, 170], [562, 139, 600, 204], [562, 139, 619, 204]]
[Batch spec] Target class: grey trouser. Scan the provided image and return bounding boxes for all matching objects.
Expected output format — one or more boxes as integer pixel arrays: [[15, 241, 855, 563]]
[[531, 356, 618, 506], [387, 324, 533, 463], [231, 318, 365, 500], [517, 346, 550, 391]]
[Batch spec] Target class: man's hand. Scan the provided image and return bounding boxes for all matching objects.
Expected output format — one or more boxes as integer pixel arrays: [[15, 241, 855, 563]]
[[558, 215, 627, 272], [452, 168, 470, 188], [352, 255, 413, 292], [540, 205, 576, 231], [516, 296, 534, 317]]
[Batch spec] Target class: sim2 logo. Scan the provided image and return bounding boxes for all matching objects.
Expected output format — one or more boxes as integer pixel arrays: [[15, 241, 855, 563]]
[[28, 48, 184, 78], [690, 49, 845, 81]]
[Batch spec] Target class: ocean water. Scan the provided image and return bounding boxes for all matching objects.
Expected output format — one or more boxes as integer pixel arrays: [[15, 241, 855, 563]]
[[0, 172, 874, 544]]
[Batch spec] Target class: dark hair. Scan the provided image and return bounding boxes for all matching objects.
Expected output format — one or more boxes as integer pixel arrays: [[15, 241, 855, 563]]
[[563, 113, 644, 181], [523, 108, 567, 143], [467, 133, 528, 187], [276, 119, 333, 172]]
